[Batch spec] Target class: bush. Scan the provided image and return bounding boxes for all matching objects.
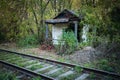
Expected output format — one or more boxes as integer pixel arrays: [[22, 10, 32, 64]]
[[95, 59, 114, 72], [56, 31, 77, 55], [17, 34, 38, 47]]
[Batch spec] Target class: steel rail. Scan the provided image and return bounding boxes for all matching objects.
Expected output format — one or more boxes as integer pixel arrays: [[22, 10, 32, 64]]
[[0, 49, 120, 79], [0, 60, 54, 80]]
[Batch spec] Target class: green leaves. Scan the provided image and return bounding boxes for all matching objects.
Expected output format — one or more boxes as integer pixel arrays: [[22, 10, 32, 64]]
[[0, 0, 27, 41], [56, 31, 77, 55], [17, 34, 38, 47], [63, 31, 77, 47], [0, 71, 17, 80], [74, 66, 83, 73]]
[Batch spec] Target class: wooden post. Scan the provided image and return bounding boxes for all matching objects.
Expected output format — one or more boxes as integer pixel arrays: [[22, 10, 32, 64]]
[[74, 21, 78, 46], [45, 23, 48, 39], [74, 21, 78, 39]]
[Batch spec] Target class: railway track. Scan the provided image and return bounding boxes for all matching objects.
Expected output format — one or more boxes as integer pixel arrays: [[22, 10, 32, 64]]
[[0, 60, 53, 80], [0, 49, 120, 80], [0, 61, 42, 80]]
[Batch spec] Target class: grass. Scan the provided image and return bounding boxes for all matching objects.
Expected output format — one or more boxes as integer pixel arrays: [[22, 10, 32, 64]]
[[49, 69, 68, 78], [31, 77, 42, 80], [13, 58, 29, 63], [0, 53, 17, 57], [0, 53, 45, 70], [89, 72, 96, 79], [57, 57, 66, 62], [6, 57, 23, 62], [60, 73, 77, 80], [38, 66, 57, 74], [0, 70, 18, 80], [22, 60, 40, 67], [0, 54, 19, 60], [28, 64, 43, 70], [74, 66, 83, 73], [0, 69, 42, 80], [15, 59, 30, 67], [88, 72, 115, 80], [0, 53, 41, 68]]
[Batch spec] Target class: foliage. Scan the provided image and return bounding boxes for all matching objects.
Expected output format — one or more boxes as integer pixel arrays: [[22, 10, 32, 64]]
[[74, 66, 83, 73], [0, 0, 27, 42], [56, 31, 77, 55], [29, 65, 43, 70], [84, 59, 115, 72], [0, 71, 17, 80], [78, 42, 89, 49], [17, 34, 38, 47], [60, 74, 76, 80], [0, 0, 120, 44], [79, 0, 120, 47], [63, 31, 77, 48], [89, 72, 96, 79], [95, 59, 114, 72], [84, 62, 94, 68], [80, 5, 105, 47], [57, 57, 66, 62]]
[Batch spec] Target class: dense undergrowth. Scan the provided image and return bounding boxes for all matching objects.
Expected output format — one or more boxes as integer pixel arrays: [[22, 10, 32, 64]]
[[55, 31, 77, 55], [84, 58, 120, 74], [0, 70, 17, 80], [17, 34, 39, 48]]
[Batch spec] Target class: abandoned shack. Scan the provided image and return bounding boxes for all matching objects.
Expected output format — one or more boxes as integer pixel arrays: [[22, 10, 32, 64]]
[[45, 9, 82, 45]]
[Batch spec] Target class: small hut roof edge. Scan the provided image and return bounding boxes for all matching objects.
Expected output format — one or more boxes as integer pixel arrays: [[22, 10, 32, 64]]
[[45, 9, 81, 24]]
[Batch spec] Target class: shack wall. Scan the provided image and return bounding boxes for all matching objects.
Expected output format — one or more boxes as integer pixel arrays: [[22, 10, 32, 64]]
[[52, 24, 68, 44]]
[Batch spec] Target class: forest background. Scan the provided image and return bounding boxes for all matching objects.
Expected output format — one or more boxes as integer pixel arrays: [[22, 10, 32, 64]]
[[0, 0, 120, 44]]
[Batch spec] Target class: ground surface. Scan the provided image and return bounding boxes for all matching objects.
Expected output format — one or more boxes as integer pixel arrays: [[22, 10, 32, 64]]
[[0, 43, 96, 65], [0, 43, 120, 74], [0, 43, 60, 60]]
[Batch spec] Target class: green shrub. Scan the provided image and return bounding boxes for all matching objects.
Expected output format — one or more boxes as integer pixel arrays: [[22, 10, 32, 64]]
[[17, 34, 38, 47], [63, 31, 77, 47], [56, 31, 77, 55]]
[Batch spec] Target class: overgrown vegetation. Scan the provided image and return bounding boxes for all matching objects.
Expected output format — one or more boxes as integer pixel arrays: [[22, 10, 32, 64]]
[[74, 66, 83, 73], [83, 57, 120, 80], [0, 0, 119, 44], [84, 58, 119, 74], [0, 70, 17, 80], [55, 31, 77, 55], [60, 74, 77, 80], [0, 70, 42, 80], [17, 34, 38, 47], [0, 0, 120, 78]]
